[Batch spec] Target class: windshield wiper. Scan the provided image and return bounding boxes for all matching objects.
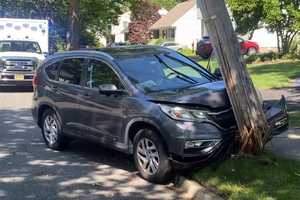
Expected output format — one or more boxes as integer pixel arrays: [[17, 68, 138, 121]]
[[164, 54, 214, 80], [155, 55, 198, 84], [172, 73, 196, 84]]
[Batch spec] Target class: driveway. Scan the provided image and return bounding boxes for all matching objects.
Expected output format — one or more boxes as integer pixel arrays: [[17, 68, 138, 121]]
[[0, 89, 185, 200], [263, 78, 300, 160]]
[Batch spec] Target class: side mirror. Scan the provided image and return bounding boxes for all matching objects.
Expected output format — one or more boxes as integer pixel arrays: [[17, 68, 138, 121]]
[[98, 84, 128, 95], [43, 52, 49, 57], [213, 68, 222, 79]]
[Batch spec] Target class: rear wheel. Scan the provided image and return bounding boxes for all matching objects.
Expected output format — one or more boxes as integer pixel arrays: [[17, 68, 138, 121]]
[[41, 109, 69, 150], [133, 129, 172, 183], [247, 47, 257, 55]]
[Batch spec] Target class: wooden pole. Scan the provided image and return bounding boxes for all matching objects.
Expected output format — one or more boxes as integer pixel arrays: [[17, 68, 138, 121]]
[[67, 0, 80, 50], [197, 0, 270, 154]]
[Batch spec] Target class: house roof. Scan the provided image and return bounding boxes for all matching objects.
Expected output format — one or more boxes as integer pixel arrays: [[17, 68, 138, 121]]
[[150, 0, 196, 30]]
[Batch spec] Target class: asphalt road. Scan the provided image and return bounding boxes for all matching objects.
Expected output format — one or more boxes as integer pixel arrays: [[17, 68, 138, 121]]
[[0, 88, 185, 200]]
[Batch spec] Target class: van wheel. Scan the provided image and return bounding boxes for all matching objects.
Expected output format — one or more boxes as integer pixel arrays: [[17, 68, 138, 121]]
[[133, 129, 173, 183], [247, 47, 257, 55], [41, 109, 69, 150]]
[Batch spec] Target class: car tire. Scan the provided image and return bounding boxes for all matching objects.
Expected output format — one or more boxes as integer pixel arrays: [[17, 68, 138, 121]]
[[133, 129, 173, 183], [41, 109, 69, 150], [247, 47, 257, 55]]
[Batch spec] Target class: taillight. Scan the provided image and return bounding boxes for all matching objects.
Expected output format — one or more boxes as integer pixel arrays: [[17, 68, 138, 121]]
[[32, 74, 39, 88]]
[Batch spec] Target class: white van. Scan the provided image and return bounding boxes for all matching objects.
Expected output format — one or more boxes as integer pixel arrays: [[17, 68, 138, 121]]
[[0, 18, 48, 86]]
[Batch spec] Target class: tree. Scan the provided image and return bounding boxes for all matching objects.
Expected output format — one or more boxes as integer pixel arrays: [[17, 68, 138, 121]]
[[150, 0, 188, 10], [198, 0, 270, 154], [263, 0, 300, 54], [0, 0, 132, 48], [150, 0, 177, 10], [226, 0, 264, 37], [67, 0, 80, 50], [80, 0, 130, 46], [128, 0, 161, 44], [227, 0, 300, 53]]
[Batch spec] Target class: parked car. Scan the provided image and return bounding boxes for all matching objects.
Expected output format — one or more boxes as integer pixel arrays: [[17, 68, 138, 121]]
[[109, 42, 129, 47], [161, 42, 184, 51], [196, 36, 260, 59], [32, 46, 288, 183]]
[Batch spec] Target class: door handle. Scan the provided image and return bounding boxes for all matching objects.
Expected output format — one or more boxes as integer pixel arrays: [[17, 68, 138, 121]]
[[83, 92, 90, 97], [51, 85, 58, 92]]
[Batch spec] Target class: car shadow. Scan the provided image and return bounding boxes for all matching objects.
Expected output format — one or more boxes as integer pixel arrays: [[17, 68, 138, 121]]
[[0, 108, 181, 200], [0, 86, 33, 93]]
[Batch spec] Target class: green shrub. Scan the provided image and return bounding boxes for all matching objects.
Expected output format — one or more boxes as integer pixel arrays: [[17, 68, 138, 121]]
[[282, 53, 297, 60], [148, 38, 166, 45], [245, 52, 282, 64], [245, 54, 259, 64], [289, 36, 300, 59], [179, 48, 195, 56]]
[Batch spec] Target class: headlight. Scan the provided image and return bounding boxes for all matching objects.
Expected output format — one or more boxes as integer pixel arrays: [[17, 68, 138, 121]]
[[160, 104, 207, 121]]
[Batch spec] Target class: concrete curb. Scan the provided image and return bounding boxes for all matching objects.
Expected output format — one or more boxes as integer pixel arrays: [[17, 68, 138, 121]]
[[176, 176, 224, 200]]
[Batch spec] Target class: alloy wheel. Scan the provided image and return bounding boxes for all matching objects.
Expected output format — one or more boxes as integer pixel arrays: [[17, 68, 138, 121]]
[[137, 138, 160, 175], [43, 115, 58, 145]]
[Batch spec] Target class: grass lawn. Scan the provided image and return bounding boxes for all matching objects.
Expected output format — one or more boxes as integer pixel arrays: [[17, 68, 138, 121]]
[[290, 111, 300, 128], [248, 61, 300, 89], [179, 48, 196, 57], [197, 60, 300, 89], [193, 153, 300, 200]]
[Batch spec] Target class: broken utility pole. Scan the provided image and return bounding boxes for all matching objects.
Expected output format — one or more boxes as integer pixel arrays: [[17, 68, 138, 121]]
[[197, 0, 270, 154]]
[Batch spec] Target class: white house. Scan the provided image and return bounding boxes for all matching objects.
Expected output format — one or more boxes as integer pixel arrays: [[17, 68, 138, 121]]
[[151, 0, 278, 50], [151, 0, 205, 49], [100, 8, 168, 45], [111, 11, 131, 43]]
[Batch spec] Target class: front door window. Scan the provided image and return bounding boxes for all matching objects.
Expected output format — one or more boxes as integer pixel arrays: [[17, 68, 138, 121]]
[[86, 59, 123, 89]]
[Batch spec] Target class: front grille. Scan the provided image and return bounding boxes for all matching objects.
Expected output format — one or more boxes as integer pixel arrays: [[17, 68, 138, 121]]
[[4, 59, 36, 72], [207, 108, 237, 130]]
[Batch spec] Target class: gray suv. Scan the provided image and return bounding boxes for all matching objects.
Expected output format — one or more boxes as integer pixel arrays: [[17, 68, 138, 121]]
[[32, 46, 288, 183]]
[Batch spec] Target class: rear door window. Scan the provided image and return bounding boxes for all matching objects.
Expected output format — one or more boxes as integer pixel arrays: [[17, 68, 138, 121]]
[[45, 62, 60, 80], [58, 58, 85, 85]]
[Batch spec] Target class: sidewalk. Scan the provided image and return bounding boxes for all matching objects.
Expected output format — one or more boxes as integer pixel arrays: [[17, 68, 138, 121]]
[[266, 128, 300, 160], [263, 78, 300, 160]]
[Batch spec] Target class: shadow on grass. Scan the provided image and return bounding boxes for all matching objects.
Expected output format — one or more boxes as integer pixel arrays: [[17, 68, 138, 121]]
[[193, 153, 300, 200]]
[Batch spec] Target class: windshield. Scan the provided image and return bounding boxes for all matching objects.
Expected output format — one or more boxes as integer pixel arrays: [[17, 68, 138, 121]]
[[0, 41, 42, 54], [117, 52, 212, 93]]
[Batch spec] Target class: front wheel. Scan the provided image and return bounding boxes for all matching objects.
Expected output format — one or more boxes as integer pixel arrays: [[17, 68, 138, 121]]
[[133, 129, 173, 183]]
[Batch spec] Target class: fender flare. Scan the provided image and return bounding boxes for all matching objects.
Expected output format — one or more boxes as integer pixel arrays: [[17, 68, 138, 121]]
[[37, 102, 62, 127], [123, 117, 163, 147]]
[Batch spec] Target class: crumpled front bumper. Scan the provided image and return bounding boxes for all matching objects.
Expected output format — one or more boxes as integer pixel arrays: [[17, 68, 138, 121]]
[[171, 96, 289, 169], [265, 95, 289, 136]]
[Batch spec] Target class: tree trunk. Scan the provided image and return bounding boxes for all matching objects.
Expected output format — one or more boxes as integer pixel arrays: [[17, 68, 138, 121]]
[[276, 30, 281, 53], [198, 0, 270, 154], [67, 0, 80, 50]]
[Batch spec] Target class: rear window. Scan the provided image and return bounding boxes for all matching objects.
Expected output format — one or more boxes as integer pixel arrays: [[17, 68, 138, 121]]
[[45, 62, 60, 80], [58, 58, 85, 85]]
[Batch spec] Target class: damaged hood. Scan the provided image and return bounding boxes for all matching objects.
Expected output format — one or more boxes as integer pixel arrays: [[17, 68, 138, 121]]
[[147, 81, 231, 110]]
